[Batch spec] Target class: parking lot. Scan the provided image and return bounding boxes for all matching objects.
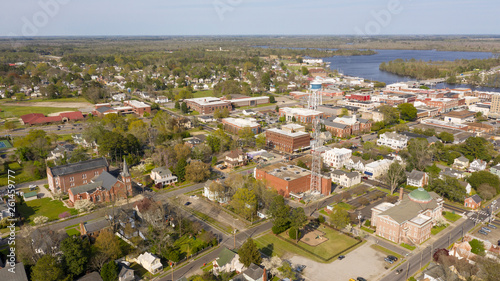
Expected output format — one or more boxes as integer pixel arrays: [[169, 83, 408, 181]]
[[473, 221, 500, 245], [289, 240, 394, 281]]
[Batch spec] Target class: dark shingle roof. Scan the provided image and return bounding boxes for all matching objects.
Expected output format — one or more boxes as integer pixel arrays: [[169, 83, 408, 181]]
[[324, 121, 349, 129], [69, 182, 102, 195], [469, 194, 482, 204], [407, 170, 426, 181], [95, 106, 115, 114], [76, 271, 104, 281], [243, 263, 264, 280], [96, 171, 119, 191], [0, 262, 29, 281], [84, 218, 110, 234], [49, 157, 108, 177]]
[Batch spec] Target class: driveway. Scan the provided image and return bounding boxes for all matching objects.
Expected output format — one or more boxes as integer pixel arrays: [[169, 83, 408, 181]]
[[289, 240, 390, 281]]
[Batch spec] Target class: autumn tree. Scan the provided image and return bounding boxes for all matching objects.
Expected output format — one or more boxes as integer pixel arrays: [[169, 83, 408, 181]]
[[185, 160, 211, 183], [94, 229, 122, 260], [231, 188, 257, 220], [328, 205, 350, 229]]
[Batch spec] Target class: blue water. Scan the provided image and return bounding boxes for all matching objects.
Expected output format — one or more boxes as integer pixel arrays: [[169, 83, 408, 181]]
[[323, 49, 498, 90]]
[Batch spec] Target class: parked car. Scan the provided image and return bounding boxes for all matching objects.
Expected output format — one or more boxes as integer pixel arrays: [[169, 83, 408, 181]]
[[384, 257, 394, 264], [338, 255, 345, 260], [481, 227, 492, 233], [487, 224, 497, 229], [29, 184, 37, 190], [362, 176, 368, 180], [295, 265, 306, 272], [478, 229, 488, 235], [184, 202, 191, 206], [357, 277, 367, 281], [396, 268, 403, 275], [387, 255, 398, 262]]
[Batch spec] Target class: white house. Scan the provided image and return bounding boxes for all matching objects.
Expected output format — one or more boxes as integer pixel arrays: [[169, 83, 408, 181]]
[[439, 168, 465, 180], [112, 93, 127, 101], [377, 132, 408, 150], [331, 170, 361, 188], [203, 180, 229, 204], [364, 159, 392, 179], [453, 156, 470, 170], [136, 252, 162, 274], [150, 167, 178, 186], [213, 247, 245, 275], [155, 96, 169, 103], [322, 148, 352, 169], [406, 170, 429, 188], [469, 159, 487, 172]]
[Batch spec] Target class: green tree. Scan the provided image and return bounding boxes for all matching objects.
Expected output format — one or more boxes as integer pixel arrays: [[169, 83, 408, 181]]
[[185, 160, 210, 183], [256, 134, 266, 149], [181, 102, 188, 114], [275, 105, 279, 112], [231, 188, 257, 220], [301, 66, 309, 76], [261, 73, 271, 90], [269, 196, 291, 234], [397, 103, 417, 121], [268, 95, 276, 103], [429, 176, 466, 202], [175, 158, 187, 182], [100, 261, 119, 281], [290, 207, 307, 242], [469, 239, 485, 255], [296, 160, 307, 169], [61, 236, 90, 277], [438, 132, 454, 143], [279, 261, 296, 280], [3, 121, 17, 131], [378, 105, 400, 125], [328, 205, 350, 229], [31, 255, 65, 281], [211, 156, 217, 166], [238, 238, 262, 267], [461, 137, 493, 161], [467, 171, 500, 193], [339, 108, 349, 117], [175, 101, 180, 109], [94, 230, 122, 260], [238, 127, 255, 147]]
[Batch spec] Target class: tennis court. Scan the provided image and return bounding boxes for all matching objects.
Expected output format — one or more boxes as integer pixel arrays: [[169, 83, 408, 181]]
[[0, 140, 13, 150]]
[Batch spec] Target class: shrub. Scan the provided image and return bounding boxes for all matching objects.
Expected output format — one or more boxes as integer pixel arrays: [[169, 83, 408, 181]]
[[318, 215, 325, 224], [272, 224, 289, 235], [364, 219, 371, 227], [289, 227, 299, 240], [58, 211, 70, 219]]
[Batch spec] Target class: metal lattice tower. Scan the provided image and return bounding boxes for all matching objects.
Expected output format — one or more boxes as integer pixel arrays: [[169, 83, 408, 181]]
[[308, 88, 323, 194]]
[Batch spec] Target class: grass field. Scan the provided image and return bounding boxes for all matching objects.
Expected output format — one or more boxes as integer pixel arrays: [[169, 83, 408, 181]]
[[400, 243, 416, 251], [0, 162, 42, 186], [0, 105, 78, 118], [174, 235, 208, 258], [431, 224, 449, 235], [66, 228, 81, 236], [255, 232, 325, 262], [192, 90, 214, 98], [18, 197, 77, 224], [8, 97, 89, 103], [443, 211, 462, 223]]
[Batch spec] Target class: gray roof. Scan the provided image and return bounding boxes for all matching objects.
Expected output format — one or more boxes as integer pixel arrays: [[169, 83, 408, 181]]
[[69, 181, 102, 195], [52, 143, 76, 154], [49, 157, 108, 177], [77, 271, 104, 281], [358, 118, 370, 123], [346, 172, 360, 179], [95, 171, 119, 191], [152, 167, 173, 176], [378, 192, 440, 224], [455, 156, 469, 163], [407, 170, 426, 181], [324, 120, 349, 129], [118, 264, 135, 281], [95, 106, 114, 114], [469, 194, 482, 204], [0, 262, 28, 281], [84, 218, 110, 234], [243, 263, 265, 280]]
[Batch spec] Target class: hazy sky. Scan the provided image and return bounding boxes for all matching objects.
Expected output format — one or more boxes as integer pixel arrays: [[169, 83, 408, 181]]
[[2, 0, 499, 37]]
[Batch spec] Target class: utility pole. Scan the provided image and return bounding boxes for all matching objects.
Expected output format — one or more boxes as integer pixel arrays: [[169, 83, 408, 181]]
[[406, 261, 410, 280]]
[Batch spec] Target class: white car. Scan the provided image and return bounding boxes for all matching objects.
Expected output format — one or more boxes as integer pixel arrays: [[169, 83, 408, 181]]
[[29, 184, 37, 190]]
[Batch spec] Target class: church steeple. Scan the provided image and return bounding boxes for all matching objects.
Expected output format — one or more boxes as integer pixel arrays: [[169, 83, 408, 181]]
[[121, 157, 130, 178]]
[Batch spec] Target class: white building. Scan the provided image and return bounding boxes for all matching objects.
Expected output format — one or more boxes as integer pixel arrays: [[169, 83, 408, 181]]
[[469, 159, 487, 172], [136, 252, 162, 274], [155, 96, 169, 103], [364, 159, 393, 179], [112, 93, 127, 101], [323, 148, 352, 169], [203, 180, 229, 204], [377, 132, 408, 150], [150, 167, 178, 186], [331, 170, 361, 188]]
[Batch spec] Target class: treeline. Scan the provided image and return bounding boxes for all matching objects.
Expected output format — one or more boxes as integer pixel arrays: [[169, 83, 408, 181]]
[[379, 57, 500, 80]]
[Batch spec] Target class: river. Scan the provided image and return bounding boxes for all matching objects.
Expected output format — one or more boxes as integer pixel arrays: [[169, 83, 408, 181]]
[[322, 49, 500, 91]]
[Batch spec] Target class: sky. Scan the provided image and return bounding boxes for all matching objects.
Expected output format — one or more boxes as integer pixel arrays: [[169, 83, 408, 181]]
[[1, 0, 499, 37]]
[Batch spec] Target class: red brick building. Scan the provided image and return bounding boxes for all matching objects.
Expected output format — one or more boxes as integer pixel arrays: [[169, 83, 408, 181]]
[[68, 159, 132, 204], [464, 195, 482, 209], [254, 163, 331, 197], [47, 157, 109, 193], [346, 93, 371, 101], [265, 128, 310, 153], [20, 111, 84, 126], [222, 118, 261, 134], [417, 98, 459, 113], [184, 97, 232, 115], [123, 100, 151, 116]]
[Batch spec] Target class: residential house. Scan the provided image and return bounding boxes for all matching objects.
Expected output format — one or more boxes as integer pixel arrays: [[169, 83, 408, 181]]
[[490, 164, 500, 177], [30, 229, 67, 255], [331, 170, 361, 188], [406, 170, 429, 188], [453, 156, 470, 170], [224, 149, 248, 168], [213, 247, 244, 275], [77, 272, 104, 281], [133, 198, 164, 226], [439, 168, 465, 180], [419, 262, 447, 281], [155, 96, 169, 104], [72, 134, 96, 148], [464, 194, 482, 209], [80, 218, 111, 238], [136, 252, 163, 274], [345, 156, 371, 173], [0, 201, 10, 220], [48, 143, 76, 161], [118, 264, 135, 281], [377, 132, 408, 150], [150, 167, 178, 186], [231, 263, 267, 281], [322, 148, 352, 169], [203, 179, 229, 204], [469, 159, 487, 172], [0, 262, 29, 281]]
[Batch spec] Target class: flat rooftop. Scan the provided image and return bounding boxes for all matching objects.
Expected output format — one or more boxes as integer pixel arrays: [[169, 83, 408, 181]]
[[280, 107, 322, 117], [222, 118, 260, 128], [185, 97, 231, 106], [258, 163, 310, 181], [266, 128, 310, 138], [125, 100, 150, 108]]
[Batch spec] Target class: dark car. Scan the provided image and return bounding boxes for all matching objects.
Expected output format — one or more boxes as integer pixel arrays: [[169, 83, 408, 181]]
[[184, 202, 191, 206], [396, 268, 403, 275], [387, 255, 398, 262], [498, 240, 500, 246], [295, 265, 306, 272], [357, 278, 367, 281], [384, 257, 394, 264], [478, 229, 488, 235], [338, 255, 345, 260], [362, 176, 368, 180], [488, 224, 497, 229]]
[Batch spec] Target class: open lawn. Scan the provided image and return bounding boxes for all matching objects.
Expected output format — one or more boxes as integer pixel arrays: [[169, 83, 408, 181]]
[[255, 232, 324, 262], [66, 228, 81, 237], [18, 197, 77, 224], [0, 162, 42, 186], [0, 105, 78, 118], [431, 224, 449, 235], [192, 90, 214, 98], [400, 243, 416, 251], [9, 97, 89, 103], [443, 211, 462, 223], [173, 235, 208, 258]]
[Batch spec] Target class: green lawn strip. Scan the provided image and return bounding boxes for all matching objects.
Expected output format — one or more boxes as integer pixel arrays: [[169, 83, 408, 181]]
[[200, 263, 214, 272], [431, 224, 449, 235], [65, 228, 81, 236], [0, 105, 78, 118], [370, 244, 403, 259], [0, 162, 44, 186], [361, 226, 375, 234], [270, 276, 280, 281], [254, 232, 324, 263], [443, 211, 462, 223], [173, 235, 207, 258], [319, 209, 328, 216], [18, 197, 76, 224], [0, 226, 20, 235], [400, 243, 416, 251], [192, 90, 214, 98], [5, 97, 88, 103], [64, 223, 80, 230], [337, 202, 354, 210], [188, 208, 233, 234], [21, 187, 40, 194]]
